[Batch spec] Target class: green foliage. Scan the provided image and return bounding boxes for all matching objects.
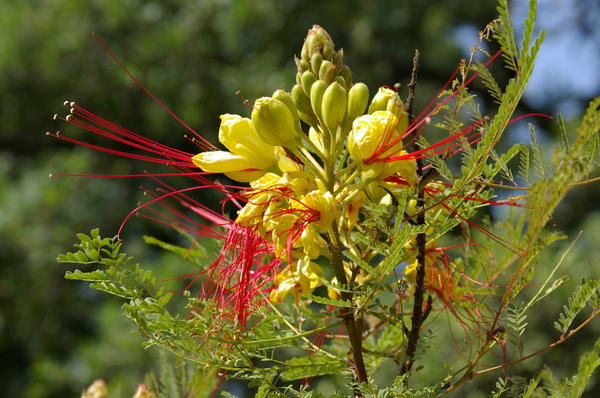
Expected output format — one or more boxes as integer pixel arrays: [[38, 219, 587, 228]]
[[553, 280, 599, 335]]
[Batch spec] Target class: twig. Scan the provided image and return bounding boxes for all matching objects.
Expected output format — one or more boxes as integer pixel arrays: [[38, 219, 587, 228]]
[[400, 49, 432, 376], [445, 309, 600, 393]]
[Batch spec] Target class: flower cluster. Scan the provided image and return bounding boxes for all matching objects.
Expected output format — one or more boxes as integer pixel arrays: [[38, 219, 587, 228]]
[[189, 26, 421, 304], [52, 26, 510, 323]]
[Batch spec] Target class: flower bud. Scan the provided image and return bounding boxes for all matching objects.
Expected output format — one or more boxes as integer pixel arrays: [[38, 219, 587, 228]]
[[294, 56, 309, 74], [347, 83, 369, 120], [302, 25, 335, 62], [333, 49, 344, 71], [318, 60, 335, 83], [251, 97, 299, 147], [310, 80, 327, 120], [369, 86, 407, 119], [310, 53, 323, 76], [341, 65, 353, 88], [334, 75, 346, 88], [292, 84, 317, 127], [301, 70, 317, 95], [322, 81, 347, 130], [272, 89, 302, 132]]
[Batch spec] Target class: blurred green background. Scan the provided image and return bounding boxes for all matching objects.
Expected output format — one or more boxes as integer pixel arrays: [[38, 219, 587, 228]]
[[1, 0, 598, 396]]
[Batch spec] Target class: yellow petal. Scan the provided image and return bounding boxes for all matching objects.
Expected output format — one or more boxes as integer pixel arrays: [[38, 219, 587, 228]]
[[192, 151, 256, 173], [224, 170, 266, 182], [218, 114, 277, 170]]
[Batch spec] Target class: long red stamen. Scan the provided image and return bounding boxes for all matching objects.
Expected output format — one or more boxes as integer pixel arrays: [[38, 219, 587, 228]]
[[90, 33, 218, 151]]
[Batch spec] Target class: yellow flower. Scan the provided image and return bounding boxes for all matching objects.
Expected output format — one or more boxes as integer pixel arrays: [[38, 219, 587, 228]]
[[348, 110, 416, 181], [303, 189, 337, 231], [300, 224, 328, 259], [218, 114, 277, 169], [192, 114, 278, 182], [269, 258, 324, 303]]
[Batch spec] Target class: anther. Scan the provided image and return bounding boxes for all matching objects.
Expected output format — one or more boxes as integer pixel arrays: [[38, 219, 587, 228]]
[[48, 173, 54, 178], [66, 115, 72, 121], [63, 100, 70, 106], [53, 114, 58, 120]]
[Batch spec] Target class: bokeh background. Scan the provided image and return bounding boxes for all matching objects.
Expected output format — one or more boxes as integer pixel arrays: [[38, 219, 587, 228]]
[[1, 0, 599, 396]]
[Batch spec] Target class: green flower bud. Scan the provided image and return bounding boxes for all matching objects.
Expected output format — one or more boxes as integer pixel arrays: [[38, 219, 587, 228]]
[[251, 97, 299, 147], [292, 84, 317, 126], [302, 25, 335, 62], [301, 39, 309, 63], [273, 89, 302, 134], [310, 53, 323, 76], [322, 82, 347, 130], [334, 75, 346, 88], [318, 60, 335, 84], [347, 83, 369, 120], [301, 70, 317, 95], [368, 86, 404, 117], [333, 49, 344, 71], [294, 56, 309, 74], [310, 80, 327, 120], [341, 65, 352, 88]]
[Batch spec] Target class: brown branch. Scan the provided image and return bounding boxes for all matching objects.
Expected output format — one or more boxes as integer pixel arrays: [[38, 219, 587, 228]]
[[400, 49, 432, 376], [329, 226, 368, 394]]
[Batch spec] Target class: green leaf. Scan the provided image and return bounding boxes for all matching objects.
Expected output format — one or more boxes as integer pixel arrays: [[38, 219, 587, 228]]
[[280, 353, 346, 381]]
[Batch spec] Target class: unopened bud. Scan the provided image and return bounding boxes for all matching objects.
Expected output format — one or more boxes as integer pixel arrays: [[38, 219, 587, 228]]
[[294, 56, 309, 74], [310, 53, 323, 76], [347, 83, 369, 120], [251, 97, 299, 147], [310, 80, 327, 120], [292, 84, 317, 126], [334, 75, 346, 88], [272, 89, 302, 132], [341, 65, 352, 88], [368, 87, 404, 116], [302, 25, 335, 62], [318, 60, 335, 83], [333, 49, 344, 71], [301, 70, 317, 95], [322, 82, 347, 130]]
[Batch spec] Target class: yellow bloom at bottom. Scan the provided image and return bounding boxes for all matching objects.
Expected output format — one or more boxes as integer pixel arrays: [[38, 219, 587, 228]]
[[269, 258, 324, 304]]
